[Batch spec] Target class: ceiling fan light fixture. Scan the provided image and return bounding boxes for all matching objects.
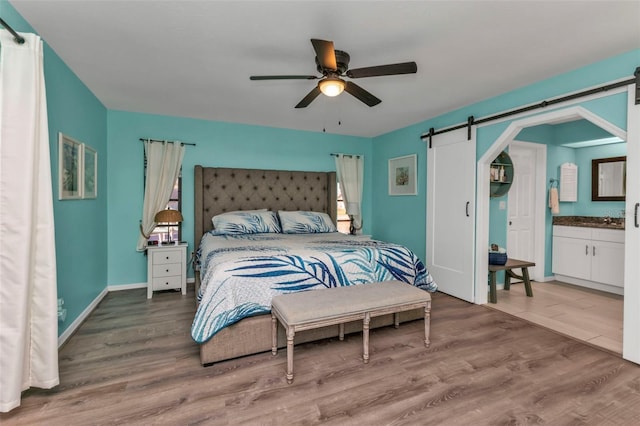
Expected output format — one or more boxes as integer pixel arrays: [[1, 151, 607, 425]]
[[318, 77, 345, 97]]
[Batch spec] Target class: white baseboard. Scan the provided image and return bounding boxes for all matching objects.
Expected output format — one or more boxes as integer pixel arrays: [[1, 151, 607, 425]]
[[58, 288, 108, 348], [553, 274, 624, 295], [108, 278, 195, 292], [60, 277, 197, 347], [107, 282, 147, 291]]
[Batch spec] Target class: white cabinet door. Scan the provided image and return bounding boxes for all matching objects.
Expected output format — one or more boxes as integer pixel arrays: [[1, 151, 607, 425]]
[[552, 236, 591, 280], [591, 241, 625, 287]]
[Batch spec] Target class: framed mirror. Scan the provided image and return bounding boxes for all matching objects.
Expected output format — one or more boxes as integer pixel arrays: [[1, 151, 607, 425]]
[[592, 156, 626, 201]]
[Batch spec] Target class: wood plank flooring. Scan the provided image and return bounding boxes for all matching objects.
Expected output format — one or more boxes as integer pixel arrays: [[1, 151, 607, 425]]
[[2, 286, 640, 425], [487, 280, 623, 355]]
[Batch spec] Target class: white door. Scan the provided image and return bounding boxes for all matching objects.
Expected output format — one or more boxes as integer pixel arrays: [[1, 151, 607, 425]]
[[624, 86, 640, 364], [427, 128, 476, 302], [507, 144, 536, 262]]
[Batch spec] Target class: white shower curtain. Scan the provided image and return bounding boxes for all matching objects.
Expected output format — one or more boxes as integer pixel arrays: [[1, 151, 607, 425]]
[[335, 154, 364, 233], [136, 140, 185, 251], [0, 31, 59, 412]]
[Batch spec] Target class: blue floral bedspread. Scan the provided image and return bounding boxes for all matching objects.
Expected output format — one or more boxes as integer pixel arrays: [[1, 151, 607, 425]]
[[191, 232, 437, 343]]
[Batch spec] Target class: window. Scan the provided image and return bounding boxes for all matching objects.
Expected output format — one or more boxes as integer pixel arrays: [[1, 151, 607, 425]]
[[147, 174, 182, 244], [337, 183, 350, 234]]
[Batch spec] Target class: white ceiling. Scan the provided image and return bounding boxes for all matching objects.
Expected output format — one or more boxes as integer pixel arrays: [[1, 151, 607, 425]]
[[8, 1, 640, 138]]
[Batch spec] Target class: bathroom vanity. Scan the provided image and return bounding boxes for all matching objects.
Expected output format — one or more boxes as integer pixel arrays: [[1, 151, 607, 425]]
[[552, 216, 624, 295]]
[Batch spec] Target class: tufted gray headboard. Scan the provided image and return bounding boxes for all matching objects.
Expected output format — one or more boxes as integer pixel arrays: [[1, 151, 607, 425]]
[[194, 166, 337, 250]]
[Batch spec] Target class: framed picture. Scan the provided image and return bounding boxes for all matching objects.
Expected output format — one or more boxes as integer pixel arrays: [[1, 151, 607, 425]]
[[388, 154, 417, 196], [83, 144, 97, 199], [58, 133, 83, 200]]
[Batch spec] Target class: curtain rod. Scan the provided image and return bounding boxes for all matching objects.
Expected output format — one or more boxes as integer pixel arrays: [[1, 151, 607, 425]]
[[330, 153, 362, 158], [139, 138, 196, 147], [0, 17, 25, 44], [420, 67, 640, 145]]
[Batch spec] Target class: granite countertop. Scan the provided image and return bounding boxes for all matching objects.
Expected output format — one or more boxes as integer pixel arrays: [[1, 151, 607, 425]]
[[552, 215, 625, 230]]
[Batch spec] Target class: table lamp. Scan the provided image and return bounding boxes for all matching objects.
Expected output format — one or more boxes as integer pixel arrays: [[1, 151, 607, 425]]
[[154, 208, 183, 245]]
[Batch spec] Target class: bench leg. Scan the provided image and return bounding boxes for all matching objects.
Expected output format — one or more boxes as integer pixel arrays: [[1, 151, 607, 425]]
[[522, 267, 533, 297], [271, 313, 278, 355], [363, 312, 370, 364], [424, 301, 431, 348], [394, 312, 400, 329], [286, 328, 295, 384], [504, 269, 511, 290], [339, 323, 345, 341], [489, 271, 497, 303]]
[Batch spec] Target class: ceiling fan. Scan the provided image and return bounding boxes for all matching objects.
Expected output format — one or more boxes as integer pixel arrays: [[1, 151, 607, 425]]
[[250, 39, 417, 108]]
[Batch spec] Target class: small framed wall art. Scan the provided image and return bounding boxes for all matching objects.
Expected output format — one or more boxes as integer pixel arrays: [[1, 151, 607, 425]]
[[388, 154, 417, 196], [58, 132, 98, 200], [83, 144, 98, 199], [58, 133, 83, 200]]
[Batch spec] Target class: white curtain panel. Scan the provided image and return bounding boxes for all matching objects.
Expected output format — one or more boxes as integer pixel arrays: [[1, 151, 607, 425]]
[[0, 31, 59, 412], [335, 154, 364, 233], [136, 140, 185, 250]]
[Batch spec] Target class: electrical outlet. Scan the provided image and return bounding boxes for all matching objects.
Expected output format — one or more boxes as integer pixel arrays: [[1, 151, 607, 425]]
[[499, 201, 506, 210], [57, 298, 66, 322]]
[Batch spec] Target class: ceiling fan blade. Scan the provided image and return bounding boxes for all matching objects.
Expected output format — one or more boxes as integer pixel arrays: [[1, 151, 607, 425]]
[[250, 75, 318, 80], [346, 61, 417, 78], [295, 86, 322, 108], [311, 39, 337, 71], [344, 81, 381, 107]]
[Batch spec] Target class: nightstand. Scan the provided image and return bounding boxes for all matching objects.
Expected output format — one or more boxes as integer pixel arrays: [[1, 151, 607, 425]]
[[147, 242, 188, 299]]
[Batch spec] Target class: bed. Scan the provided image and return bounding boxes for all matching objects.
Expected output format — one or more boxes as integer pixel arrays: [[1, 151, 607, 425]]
[[193, 165, 436, 365]]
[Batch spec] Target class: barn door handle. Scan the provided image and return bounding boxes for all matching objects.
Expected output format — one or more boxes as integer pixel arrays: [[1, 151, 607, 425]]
[[635, 203, 639, 228], [465, 202, 470, 217]]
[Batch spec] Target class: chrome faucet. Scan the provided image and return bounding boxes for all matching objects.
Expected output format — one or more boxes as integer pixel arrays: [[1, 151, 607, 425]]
[[603, 216, 612, 224]]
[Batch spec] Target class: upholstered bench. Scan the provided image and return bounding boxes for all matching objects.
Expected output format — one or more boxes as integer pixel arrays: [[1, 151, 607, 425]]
[[270, 281, 432, 384]]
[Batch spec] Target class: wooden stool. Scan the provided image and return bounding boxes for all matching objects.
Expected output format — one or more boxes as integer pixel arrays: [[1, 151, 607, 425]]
[[488, 258, 535, 303]]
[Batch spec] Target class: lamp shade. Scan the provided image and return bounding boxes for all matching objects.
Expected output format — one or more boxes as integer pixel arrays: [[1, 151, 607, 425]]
[[318, 77, 346, 97], [154, 209, 183, 223]]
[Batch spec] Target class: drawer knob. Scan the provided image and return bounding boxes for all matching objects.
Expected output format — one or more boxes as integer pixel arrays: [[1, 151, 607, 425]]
[[166, 256, 169, 259], [166, 269, 169, 272]]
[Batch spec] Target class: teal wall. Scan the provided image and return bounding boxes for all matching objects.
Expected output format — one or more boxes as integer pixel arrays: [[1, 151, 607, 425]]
[[106, 111, 372, 285], [4, 0, 639, 335], [2, 1, 108, 336], [371, 122, 428, 260], [372, 49, 639, 281]]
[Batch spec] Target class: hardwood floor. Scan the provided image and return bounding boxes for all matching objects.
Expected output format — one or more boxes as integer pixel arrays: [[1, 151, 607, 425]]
[[487, 280, 623, 355], [2, 286, 640, 425]]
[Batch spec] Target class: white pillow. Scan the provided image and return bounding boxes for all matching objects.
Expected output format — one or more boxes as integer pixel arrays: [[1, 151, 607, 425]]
[[212, 210, 281, 234], [278, 211, 337, 234]]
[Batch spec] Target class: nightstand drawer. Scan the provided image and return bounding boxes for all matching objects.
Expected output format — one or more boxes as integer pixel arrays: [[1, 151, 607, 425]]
[[152, 250, 182, 265], [152, 263, 182, 277], [152, 275, 182, 291]]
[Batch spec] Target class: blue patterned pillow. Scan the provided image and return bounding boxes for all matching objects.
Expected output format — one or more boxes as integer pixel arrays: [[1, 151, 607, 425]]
[[212, 210, 281, 234], [278, 211, 337, 234]]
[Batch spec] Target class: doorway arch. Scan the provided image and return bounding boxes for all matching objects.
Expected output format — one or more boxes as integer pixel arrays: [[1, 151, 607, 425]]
[[475, 105, 627, 304]]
